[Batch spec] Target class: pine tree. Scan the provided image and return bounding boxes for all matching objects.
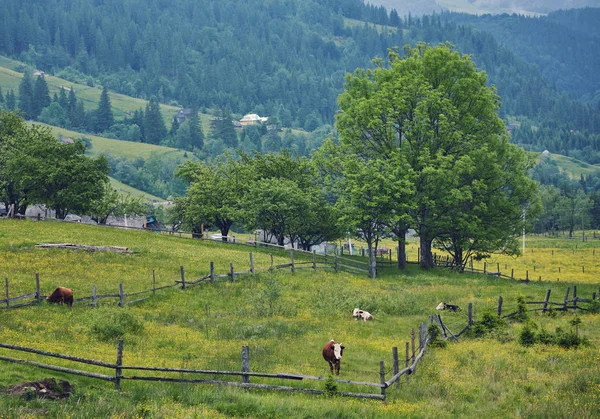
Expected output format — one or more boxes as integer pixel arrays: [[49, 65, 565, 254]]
[[58, 87, 69, 110], [169, 117, 179, 137], [18, 71, 34, 119], [32, 75, 51, 119], [6, 89, 16, 111], [212, 107, 238, 148], [95, 86, 114, 132], [132, 108, 145, 141], [188, 107, 204, 150], [69, 99, 86, 130], [67, 88, 77, 113], [143, 96, 167, 144]]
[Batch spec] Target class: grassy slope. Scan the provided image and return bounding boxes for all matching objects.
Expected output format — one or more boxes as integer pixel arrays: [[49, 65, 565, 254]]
[[0, 219, 598, 418], [30, 122, 189, 161], [108, 177, 163, 202], [0, 56, 212, 133]]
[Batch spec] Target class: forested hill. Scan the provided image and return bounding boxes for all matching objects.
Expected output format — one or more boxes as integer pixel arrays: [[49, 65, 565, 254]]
[[443, 8, 600, 103], [1, 0, 600, 161]]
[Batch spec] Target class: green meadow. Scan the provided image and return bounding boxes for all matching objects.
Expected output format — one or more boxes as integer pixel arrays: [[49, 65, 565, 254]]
[[0, 219, 599, 418]]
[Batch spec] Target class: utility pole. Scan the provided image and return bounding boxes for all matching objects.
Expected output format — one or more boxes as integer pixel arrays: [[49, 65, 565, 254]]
[[522, 207, 526, 255]]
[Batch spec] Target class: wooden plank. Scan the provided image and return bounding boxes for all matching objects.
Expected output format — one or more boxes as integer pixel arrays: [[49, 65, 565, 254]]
[[127, 296, 150, 305], [0, 343, 117, 368], [6, 292, 37, 303], [124, 376, 384, 400], [0, 355, 115, 382]]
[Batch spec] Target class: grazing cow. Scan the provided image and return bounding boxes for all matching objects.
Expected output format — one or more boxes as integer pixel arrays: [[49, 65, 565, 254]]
[[322, 340, 345, 375], [352, 308, 374, 321], [436, 302, 461, 312], [46, 287, 74, 308]]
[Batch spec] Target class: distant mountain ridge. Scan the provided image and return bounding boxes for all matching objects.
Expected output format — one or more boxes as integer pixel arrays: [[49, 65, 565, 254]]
[[370, 0, 600, 16]]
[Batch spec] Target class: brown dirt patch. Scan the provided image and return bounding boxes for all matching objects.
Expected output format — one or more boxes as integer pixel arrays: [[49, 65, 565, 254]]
[[5, 378, 72, 400]]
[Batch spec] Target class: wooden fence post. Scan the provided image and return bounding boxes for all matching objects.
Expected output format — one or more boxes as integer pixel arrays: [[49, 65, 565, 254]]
[[405, 342, 410, 383], [290, 250, 295, 273], [411, 328, 415, 362], [115, 339, 124, 390], [392, 347, 400, 388], [563, 287, 570, 311], [511, 268, 514, 279], [250, 252, 255, 276], [497, 296, 503, 317], [241, 346, 250, 384], [380, 361, 386, 398], [437, 314, 447, 339], [334, 254, 338, 273], [119, 284, 125, 307], [312, 250, 317, 271], [573, 285, 577, 303], [180, 266, 186, 290], [35, 273, 41, 303], [542, 289, 551, 313], [152, 270, 156, 294], [210, 262, 215, 283], [484, 262, 487, 274], [525, 270, 529, 282], [230, 263, 235, 282], [270, 253, 274, 267], [468, 303, 473, 325], [593, 292, 597, 301], [5, 278, 9, 308], [92, 286, 97, 308]]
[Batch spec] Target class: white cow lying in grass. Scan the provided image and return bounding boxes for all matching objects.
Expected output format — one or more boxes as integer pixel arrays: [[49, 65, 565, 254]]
[[352, 308, 374, 321], [436, 302, 462, 312]]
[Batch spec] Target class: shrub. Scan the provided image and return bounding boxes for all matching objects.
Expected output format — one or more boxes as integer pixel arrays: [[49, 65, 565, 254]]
[[470, 312, 506, 338], [324, 375, 337, 397], [519, 323, 537, 346], [427, 323, 447, 348], [514, 296, 529, 322]]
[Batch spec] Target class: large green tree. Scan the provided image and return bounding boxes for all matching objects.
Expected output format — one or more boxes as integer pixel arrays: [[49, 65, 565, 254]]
[[175, 156, 249, 240], [0, 111, 109, 217], [335, 43, 539, 268]]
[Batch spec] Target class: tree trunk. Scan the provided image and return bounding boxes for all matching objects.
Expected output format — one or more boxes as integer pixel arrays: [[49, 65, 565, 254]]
[[419, 235, 434, 269], [368, 242, 377, 278], [397, 229, 407, 269]]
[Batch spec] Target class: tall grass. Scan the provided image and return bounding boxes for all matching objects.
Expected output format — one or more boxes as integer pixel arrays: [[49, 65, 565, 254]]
[[0, 219, 598, 418]]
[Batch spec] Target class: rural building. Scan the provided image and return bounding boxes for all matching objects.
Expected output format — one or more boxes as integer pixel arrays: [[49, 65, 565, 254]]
[[240, 113, 268, 126], [175, 109, 193, 124]]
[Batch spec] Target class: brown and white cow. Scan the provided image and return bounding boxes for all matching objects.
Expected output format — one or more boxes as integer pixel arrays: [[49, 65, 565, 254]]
[[352, 308, 374, 321], [322, 339, 345, 375], [46, 287, 74, 308]]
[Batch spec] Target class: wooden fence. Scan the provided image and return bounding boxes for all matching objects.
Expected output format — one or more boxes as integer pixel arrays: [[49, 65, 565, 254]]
[[432, 288, 598, 342], [0, 320, 433, 401], [0, 249, 369, 310]]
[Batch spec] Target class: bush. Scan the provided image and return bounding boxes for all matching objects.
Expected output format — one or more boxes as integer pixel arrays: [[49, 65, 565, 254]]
[[427, 323, 447, 348], [519, 323, 537, 346], [470, 312, 506, 338], [514, 296, 529, 322], [324, 375, 337, 397]]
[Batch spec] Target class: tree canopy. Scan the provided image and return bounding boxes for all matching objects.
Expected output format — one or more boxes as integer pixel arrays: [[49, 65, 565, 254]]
[[334, 43, 540, 269]]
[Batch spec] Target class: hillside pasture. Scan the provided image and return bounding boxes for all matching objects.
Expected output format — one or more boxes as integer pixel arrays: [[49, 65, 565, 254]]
[[0, 219, 599, 417]]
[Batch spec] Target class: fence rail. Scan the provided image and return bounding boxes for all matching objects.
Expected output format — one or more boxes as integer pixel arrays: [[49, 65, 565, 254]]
[[0, 316, 434, 401], [1, 246, 369, 310]]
